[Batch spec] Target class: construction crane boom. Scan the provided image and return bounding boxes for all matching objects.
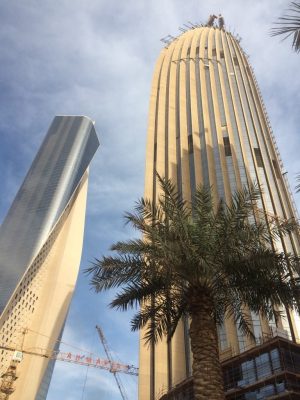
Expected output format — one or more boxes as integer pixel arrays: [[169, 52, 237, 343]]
[[0, 327, 138, 399], [0, 344, 138, 376], [96, 325, 129, 400]]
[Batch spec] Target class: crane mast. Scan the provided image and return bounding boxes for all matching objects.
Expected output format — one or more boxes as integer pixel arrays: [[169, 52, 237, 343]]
[[96, 325, 129, 400]]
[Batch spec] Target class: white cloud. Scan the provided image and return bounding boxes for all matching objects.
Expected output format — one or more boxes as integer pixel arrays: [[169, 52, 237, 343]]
[[0, 1, 299, 399]]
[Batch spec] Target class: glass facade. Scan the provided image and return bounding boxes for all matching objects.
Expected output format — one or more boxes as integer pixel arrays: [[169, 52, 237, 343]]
[[160, 339, 300, 400], [0, 116, 99, 313], [223, 339, 300, 399], [0, 115, 99, 399]]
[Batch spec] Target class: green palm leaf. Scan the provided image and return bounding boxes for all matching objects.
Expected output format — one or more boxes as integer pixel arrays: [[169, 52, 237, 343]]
[[86, 175, 300, 400], [272, 2, 300, 52]]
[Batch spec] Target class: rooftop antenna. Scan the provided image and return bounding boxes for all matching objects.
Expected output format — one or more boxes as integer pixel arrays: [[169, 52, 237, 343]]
[[178, 26, 187, 33], [206, 14, 217, 27], [183, 23, 194, 30], [160, 34, 177, 45], [160, 37, 169, 44], [188, 21, 199, 28]]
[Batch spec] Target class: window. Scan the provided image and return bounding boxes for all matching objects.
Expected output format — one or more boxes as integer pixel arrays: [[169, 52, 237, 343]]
[[270, 349, 281, 372], [241, 359, 256, 384], [218, 323, 228, 350], [233, 56, 239, 66], [220, 50, 224, 58], [223, 137, 232, 156], [256, 353, 272, 379], [254, 148, 264, 168], [272, 160, 281, 179], [212, 48, 217, 57]]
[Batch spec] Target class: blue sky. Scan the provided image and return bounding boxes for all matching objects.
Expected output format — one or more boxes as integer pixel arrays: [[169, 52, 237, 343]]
[[0, 1, 300, 399]]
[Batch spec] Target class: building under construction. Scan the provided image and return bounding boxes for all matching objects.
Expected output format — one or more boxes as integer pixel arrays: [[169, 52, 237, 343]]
[[0, 325, 138, 399], [160, 332, 300, 399]]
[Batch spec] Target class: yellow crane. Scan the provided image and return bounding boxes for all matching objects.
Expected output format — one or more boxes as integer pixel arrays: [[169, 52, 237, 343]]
[[0, 328, 138, 399]]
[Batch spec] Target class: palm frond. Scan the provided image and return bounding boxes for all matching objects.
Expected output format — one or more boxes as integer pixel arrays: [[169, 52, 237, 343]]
[[124, 199, 163, 234], [131, 304, 167, 343], [271, 1, 300, 52], [229, 183, 261, 218], [87, 177, 300, 350], [111, 239, 154, 255], [156, 173, 187, 213], [110, 279, 165, 311], [85, 255, 143, 292], [226, 296, 255, 339], [130, 294, 186, 343]]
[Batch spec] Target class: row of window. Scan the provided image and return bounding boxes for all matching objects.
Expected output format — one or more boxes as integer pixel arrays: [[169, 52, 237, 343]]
[[0, 234, 55, 372], [0, 198, 70, 373], [224, 346, 300, 392]]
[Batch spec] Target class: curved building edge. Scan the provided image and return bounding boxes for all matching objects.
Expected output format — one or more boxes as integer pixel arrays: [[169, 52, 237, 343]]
[[140, 25, 300, 400], [0, 115, 99, 399]]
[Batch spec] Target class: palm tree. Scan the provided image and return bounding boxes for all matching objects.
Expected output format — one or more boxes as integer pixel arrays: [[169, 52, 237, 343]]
[[86, 176, 300, 400], [271, 2, 300, 53]]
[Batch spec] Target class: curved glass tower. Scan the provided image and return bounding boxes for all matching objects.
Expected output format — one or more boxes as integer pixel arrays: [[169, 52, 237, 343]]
[[0, 115, 99, 399], [140, 25, 300, 400]]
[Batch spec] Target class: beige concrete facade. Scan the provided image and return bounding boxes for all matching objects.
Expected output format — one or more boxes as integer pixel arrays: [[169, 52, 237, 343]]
[[0, 115, 99, 399], [0, 172, 88, 399], [139, 26, 300, 400]]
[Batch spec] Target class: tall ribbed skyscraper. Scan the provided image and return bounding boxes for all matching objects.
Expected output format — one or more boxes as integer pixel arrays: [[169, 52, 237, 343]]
[[140, 23, 300, 400], [0, 115, 99, 399]]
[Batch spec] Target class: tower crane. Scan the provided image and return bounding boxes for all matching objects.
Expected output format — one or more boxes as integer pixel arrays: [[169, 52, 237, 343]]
[[0, 328, 138, 399], [96, 325, 130, 400]]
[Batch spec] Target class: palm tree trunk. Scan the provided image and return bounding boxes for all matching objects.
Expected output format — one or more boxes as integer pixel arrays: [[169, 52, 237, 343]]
[[189, 295, 225, 400]]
